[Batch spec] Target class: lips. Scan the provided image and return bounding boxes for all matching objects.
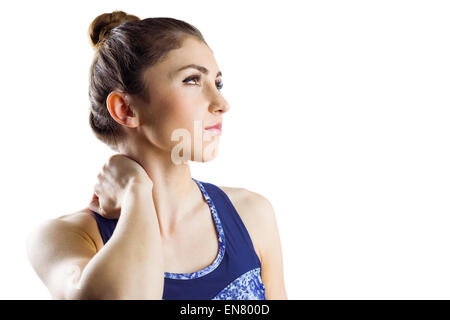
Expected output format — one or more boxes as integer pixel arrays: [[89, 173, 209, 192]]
[[204, 122, 222, 135], [205, 122, 222, 130]]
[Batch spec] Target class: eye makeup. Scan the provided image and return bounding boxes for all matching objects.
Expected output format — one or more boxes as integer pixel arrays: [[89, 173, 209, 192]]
[[183, 74, 223, 90]]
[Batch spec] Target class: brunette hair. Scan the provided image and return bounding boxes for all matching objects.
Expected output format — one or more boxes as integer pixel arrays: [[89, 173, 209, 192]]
[[87, 10, 207, 151]]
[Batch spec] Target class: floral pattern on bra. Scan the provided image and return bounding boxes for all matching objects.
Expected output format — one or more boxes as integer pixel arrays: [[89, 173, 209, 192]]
[[212, 267, 266, 300], [164, 178, 226, 280]]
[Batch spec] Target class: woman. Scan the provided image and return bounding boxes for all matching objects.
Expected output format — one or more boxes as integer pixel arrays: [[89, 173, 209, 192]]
[[26, 10, 287, 300]]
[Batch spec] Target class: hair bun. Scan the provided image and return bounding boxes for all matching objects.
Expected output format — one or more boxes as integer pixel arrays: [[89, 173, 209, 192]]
[[88, 10, 140, 49]]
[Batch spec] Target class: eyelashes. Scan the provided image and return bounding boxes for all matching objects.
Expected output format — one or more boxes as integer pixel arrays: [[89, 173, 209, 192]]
[[183, 74, 223, 91]]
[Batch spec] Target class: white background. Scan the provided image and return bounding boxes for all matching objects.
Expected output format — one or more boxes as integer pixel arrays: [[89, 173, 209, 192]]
[[0, 0, 449, 299]]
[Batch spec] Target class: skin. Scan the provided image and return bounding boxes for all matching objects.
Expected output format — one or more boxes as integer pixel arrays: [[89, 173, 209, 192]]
[[27, 36, 287, 299]]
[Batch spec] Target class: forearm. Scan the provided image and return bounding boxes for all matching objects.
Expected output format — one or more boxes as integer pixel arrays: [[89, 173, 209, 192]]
[[71, 182, 164, 299]]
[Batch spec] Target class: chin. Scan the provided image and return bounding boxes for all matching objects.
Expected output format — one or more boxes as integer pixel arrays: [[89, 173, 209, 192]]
[[189, 145, 219, 162], [201, 149, 219, 162], [201, 137, 220, 161]]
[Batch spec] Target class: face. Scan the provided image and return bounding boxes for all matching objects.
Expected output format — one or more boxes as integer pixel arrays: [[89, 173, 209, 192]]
[[122, 36, 230, 163]]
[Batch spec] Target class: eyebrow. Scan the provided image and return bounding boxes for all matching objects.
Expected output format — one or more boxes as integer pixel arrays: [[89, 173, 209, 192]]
[[175, 64, 222, 77]]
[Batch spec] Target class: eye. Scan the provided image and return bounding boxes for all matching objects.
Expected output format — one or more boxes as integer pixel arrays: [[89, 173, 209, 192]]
[[183, 75, 201, 85], [183, 75, 223, 91], [216, 79, 223, 91]]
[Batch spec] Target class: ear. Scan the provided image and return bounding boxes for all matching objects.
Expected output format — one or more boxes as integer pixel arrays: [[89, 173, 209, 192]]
[[106, 90, 139, 128]]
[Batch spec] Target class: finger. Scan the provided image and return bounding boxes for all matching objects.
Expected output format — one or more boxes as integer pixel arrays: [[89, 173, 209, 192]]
[[88, 198, 100, 213], [93, 181, 103, 197], [87, 193, 99, 212]]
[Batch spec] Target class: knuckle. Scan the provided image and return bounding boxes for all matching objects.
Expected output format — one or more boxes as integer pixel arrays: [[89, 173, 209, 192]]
[[109, 154, 121, 162]]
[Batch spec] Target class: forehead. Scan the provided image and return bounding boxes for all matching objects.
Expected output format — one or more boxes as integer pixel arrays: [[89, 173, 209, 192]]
[[147, 37, 220, 79], [170, 37, 214, 61]]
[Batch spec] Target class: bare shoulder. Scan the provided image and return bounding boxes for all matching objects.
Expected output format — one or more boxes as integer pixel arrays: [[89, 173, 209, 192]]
[[219, 186, 287, 299], [219, 186, 274, 218], [28, 209, 103, 255], [55, 209, 104, 252], [218, 186, 276, 260], [26, 209, 103, 299]]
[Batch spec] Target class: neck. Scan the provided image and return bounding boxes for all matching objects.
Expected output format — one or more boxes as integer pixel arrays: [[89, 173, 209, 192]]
[[119, 141, 201, 238]]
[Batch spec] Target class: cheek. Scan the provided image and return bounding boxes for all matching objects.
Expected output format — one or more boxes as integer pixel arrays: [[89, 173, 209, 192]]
[[166, 98, 198, 132], [155, 93, 204, 145]]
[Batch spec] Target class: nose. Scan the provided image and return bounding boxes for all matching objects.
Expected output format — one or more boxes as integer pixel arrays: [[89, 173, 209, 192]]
[[208, 91, 230, 114]]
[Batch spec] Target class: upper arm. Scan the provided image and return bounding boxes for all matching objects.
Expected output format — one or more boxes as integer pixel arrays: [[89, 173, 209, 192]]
[[245, 190, 288, 300], [26, 217, 98, 299]]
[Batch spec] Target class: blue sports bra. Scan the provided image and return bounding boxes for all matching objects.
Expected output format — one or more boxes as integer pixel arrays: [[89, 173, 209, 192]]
[[90, 178, 266, 300]]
